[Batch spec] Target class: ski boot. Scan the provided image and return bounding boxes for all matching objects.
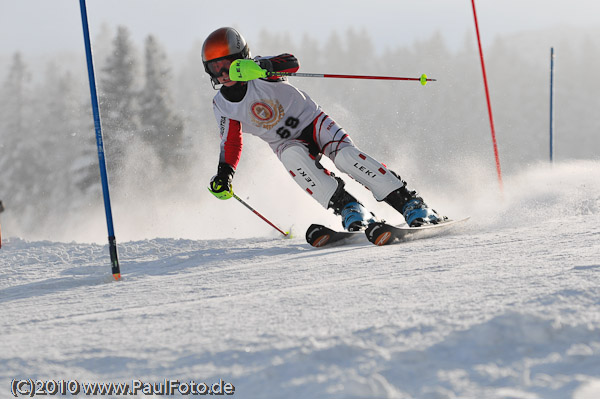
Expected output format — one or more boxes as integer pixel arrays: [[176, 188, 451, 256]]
[[384, 178, 442, 227], [400, 197, 441, 227], [340, 201, 377, 231], [329, 178, 377, 231]]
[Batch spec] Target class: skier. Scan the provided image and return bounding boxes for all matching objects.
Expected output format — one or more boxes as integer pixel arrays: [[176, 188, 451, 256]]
[[203, 27, 442, 231]]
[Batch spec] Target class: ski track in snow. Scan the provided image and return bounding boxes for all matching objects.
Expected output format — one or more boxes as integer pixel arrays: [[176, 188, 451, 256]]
[[2, 162, 600, 399]]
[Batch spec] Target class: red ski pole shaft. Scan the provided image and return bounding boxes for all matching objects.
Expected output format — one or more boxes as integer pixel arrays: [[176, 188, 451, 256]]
[[269, 72, 436, 85], [232, 193, 289, 237]]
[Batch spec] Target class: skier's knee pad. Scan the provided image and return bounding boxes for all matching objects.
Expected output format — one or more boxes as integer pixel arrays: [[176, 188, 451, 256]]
[[280, 145, 339, 208], [334, 146, 403, 200]]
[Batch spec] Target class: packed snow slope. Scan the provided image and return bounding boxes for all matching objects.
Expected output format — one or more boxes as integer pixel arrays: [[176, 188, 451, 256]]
[[1, 161, 600, 399]]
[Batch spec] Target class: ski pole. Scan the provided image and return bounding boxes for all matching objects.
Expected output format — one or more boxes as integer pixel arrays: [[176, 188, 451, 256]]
[[269, 72, 435, 85], [232, 192, 290, 238], [229, 60, 435, 85]]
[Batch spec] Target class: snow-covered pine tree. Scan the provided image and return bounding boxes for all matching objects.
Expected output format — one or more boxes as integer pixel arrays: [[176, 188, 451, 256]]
[[99, 26, 140, 182], [139, 35, 186, 172], [37, 64, 100, 214], [0, 53, 40, 222]]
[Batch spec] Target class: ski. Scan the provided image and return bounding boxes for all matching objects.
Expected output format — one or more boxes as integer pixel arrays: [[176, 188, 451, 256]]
[[305, 223, 363, 247], [306, 218, 469, 248], [364, 217, 470, 246]]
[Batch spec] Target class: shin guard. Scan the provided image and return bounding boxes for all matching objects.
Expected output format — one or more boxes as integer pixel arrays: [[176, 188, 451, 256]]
[[333, 146, 403, 201], [280, 145, 339, 208]]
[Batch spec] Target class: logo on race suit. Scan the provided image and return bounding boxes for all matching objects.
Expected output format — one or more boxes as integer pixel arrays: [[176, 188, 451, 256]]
[[353, 154, 385, 179], [249, 99, 284, 130], [219, 116, 227, 137]]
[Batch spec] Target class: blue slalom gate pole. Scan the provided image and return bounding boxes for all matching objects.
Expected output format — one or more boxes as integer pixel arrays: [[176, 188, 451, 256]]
[[79, 0, 121, 280], [549, 47, 555, 163]]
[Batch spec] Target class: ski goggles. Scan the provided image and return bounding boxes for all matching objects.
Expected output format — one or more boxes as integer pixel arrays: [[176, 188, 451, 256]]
[[204, 55, 239, 78]]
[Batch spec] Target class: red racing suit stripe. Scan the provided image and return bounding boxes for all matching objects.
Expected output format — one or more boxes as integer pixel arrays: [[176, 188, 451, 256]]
[[220, 119, 243, 168]]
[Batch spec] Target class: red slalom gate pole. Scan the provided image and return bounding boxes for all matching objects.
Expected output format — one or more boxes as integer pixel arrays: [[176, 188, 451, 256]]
[[471, 0, 503, 190], [0, 200, 3, 249]]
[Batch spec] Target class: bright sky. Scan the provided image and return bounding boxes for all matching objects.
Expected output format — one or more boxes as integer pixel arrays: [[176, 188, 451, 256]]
[[1, 0, 599, 238], [1, 0, 599, 57]]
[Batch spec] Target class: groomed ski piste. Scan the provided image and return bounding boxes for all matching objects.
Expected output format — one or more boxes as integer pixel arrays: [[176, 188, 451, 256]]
[[1, 160, 600, 399]]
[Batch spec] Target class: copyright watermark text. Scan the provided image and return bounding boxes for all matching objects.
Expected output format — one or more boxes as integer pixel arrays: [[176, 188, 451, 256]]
[[10, 379, 235, 396]]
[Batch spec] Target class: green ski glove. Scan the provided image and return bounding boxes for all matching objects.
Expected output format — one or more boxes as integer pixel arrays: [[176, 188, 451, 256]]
[[229, 59, 268, 82], [208, 163, 235, 200]]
